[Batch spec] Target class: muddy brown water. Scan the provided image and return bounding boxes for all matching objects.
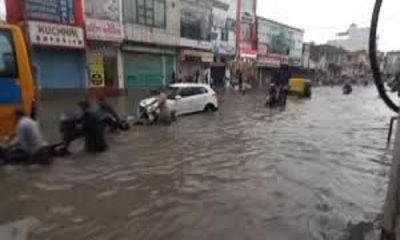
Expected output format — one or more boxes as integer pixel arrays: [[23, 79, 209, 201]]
[[0, 86, 395, 240]]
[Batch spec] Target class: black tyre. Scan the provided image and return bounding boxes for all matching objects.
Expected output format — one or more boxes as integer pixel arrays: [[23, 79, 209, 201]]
[[204, 104, 217, 112]]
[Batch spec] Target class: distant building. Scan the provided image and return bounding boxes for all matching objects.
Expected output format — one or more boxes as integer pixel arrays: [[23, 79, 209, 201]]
[[327, 24, 370, 52], [344, 50, 370, 78], [302, 43, 311, 69], [384, 51, 400, 76], [308, 44, 348, 84]]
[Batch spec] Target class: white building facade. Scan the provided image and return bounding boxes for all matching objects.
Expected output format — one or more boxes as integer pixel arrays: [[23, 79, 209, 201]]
[[327, 24, 370, 52]]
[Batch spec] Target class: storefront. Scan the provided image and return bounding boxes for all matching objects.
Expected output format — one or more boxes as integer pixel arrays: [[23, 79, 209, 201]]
[[179, 49, 214, 83], [122, 45, 177, 88], [257, 46, 289, 87], [27, 21, 86, 89], [85, 0, 124, 95], [6, 0, 87, 89]]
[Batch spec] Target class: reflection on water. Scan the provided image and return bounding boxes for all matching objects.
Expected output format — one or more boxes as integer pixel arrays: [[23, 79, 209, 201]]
[[0, 86, 394, 240]]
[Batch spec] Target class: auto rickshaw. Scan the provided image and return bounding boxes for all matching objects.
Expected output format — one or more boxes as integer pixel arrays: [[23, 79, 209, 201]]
[[0, 23, 36, 140], [288, 78, 312, 98]]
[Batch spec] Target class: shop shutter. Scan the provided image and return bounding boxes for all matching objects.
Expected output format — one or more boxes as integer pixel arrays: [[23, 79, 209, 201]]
[[124, 53, 164, 88], [33, 49, 86, 89]]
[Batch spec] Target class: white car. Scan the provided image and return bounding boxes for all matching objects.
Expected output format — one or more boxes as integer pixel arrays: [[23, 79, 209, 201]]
[[139, 83, 219, 117]]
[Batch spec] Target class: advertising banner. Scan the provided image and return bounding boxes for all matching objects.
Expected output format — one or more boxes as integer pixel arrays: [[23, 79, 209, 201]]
[[24, 0, 76, 24], [88, 51, 105, 88], [28, 20, 85, 48], [84, 0, 123, 41]]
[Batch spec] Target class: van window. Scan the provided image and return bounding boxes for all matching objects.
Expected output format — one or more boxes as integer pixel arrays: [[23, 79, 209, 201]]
[[0, 30, 17, 79]]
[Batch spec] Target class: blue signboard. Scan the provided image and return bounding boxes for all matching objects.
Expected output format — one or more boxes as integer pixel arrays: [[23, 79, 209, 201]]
[[25, 0, 76, 24]]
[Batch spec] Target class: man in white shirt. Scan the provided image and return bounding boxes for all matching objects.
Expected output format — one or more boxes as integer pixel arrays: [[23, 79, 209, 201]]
[[14, 109, 48, 154], [0, 109, 48, 164]]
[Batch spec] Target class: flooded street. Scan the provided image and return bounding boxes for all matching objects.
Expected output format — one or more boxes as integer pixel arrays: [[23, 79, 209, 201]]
[[0, 86, 395, 240]]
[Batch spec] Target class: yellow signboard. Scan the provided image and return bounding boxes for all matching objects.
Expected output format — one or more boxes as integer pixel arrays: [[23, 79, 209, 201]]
[[88, 51, 105, 88]]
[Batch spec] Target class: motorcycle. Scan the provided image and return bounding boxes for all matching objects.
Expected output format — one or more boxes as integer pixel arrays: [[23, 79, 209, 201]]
[[266, 84, 288, 108], [343, 83, 353, 95], [96, 110, 131, 132]]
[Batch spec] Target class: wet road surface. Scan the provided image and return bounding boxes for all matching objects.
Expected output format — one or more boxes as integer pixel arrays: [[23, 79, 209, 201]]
[[0, 86, 395, 240]]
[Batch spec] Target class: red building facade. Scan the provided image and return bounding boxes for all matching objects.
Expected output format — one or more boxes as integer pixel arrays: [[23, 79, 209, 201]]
[[236, 0, 257, 60]]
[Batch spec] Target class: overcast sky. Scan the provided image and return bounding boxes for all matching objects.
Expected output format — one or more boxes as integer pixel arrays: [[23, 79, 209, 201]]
[[0, 0, 399, 51], [257, 0, 400, 51]]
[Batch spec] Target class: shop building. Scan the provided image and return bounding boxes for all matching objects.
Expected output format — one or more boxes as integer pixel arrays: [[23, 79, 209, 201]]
[[6, 0, 87, 90], [179, 0, 214, 83], [256, 17, 293, 86], [235, 0, 257, 86], [84, 0, 124, 95], [122, 0, 179, 88], [210, 0, 237, 87]]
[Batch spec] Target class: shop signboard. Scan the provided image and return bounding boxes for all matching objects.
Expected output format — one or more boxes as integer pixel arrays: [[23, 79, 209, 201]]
[[211, 0, 237, 56], [24, 0, 76, 24], [88, 51, 105, 88], [28, 20, 85, 48], [85, 0, 123, 42]]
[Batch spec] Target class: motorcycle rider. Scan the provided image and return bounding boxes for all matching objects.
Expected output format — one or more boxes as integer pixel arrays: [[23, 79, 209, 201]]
[[155, 88, 172, 124], [77, 101, 108, 153], [0, 109, 50, 164], [267, 83, 278, 107]]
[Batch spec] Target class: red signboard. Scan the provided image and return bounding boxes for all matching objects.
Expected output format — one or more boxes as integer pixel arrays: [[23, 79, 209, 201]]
[[236, 0, 257, 58], [5, 0, 24, 24]]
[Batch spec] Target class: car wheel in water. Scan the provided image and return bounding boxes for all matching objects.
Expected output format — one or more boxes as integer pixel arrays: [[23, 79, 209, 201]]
[[204, 104, 216, 112]]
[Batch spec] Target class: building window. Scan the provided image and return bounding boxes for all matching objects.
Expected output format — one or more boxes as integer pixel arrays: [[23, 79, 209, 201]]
[[123, 0, 166, 28], [154, 0, 166, 28], [181, 3, 211, 41]]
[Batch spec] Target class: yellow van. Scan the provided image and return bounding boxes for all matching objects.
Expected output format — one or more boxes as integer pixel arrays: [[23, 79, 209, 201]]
[[289, 78, 312, 98], [0, 23, 35, 139]]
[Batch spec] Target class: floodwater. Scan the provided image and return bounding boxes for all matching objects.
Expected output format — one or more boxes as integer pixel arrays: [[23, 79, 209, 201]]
[[0, 86, 395, 240]]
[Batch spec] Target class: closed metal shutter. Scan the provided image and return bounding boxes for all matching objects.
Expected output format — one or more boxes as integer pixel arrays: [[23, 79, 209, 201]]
[[33, 49, 86, 89]]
